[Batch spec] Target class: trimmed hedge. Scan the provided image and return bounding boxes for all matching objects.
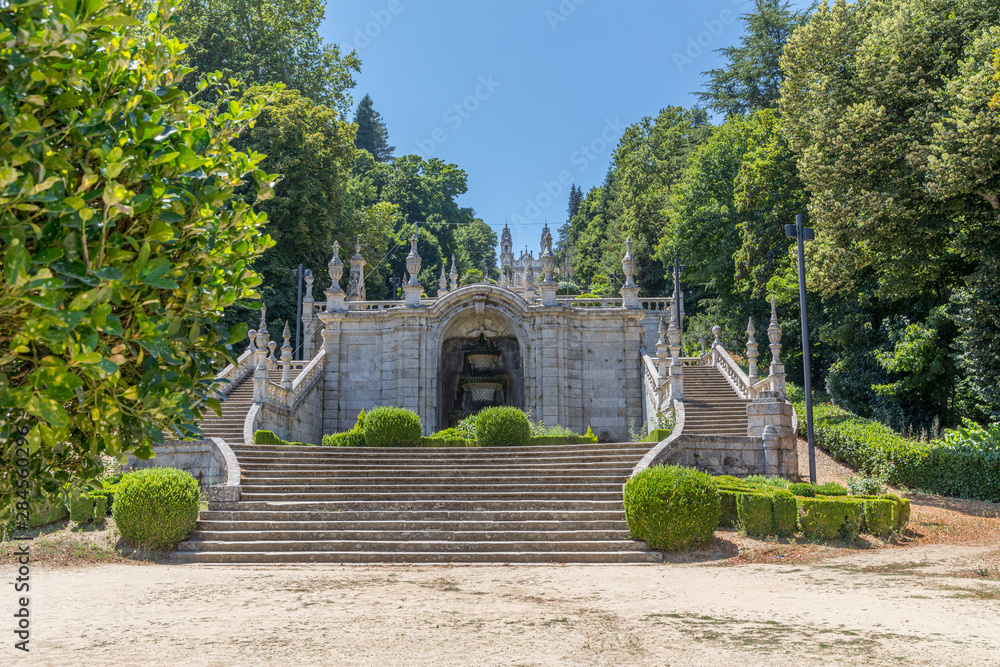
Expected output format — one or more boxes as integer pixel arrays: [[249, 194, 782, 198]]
[[772, 489, 798, 536], [365, 407, 423, 447], [642, 428, 673, 443], [475, 407, 532, 447], [736, 492, 774, 536], [788, 482, 815, 497], [718, 489, 741, 527], [862, 499, 896, 536], [255, 430, 315, 447], [419, 436, 473, 448], [323, 431, 367, 447], [624, 465, 720, 551], [92, 495, 108, 522], [529, 434, 598, 446], [793, 400, 1000, 502], [67, 494, 94, 524], [113, 468, 201, 549], [815, 482, 849, 497], [797, 497, 862, 540], [28, 494, 67, 527]]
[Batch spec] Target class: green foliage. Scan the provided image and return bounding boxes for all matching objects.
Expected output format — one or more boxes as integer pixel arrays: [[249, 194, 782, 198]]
[[846, 471, 888, 496], [254, 430, 314, 447], [624, 466, 721, 551], [815, 482, 849, 497], [419, 436, 472, 448], [771, 489, 798, 536], [794, 399, 1000, 502], [353, 95, 394, 162], [322, 430, 367, 447], [364, 407, 422, 447], [736, 492, 774, 536], [171, 0, 360, 112], [718, 489, 741, 527], [744, 475, 790, 489], [528, 435, 599, 446], [66, 493, 94, 524], [862, 499, 896, 536], [796, 497, 863, 540], [788, 483, 815, 497], [896, 498, 911, 531], [0, 0, 273, 525], [28, 494, 67, 527], [112, 468, 201, 549], [475, 407, 532, 447], [92, 495, 108, 522]]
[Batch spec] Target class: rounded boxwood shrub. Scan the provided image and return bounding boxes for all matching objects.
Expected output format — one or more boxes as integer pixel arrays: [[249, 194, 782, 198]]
[[624, 465, 720, 551], [113, 468, 201, 549], [736, 492, 774, 536], [475, 406, 531, 447], [772, 489, 798, 536], [364, 407, 422, 447], [67, 493, 94, 524], [28, 494, 67, 527], [322, 430, 367, 447], [862, 499, 896, 536], [788, 482, 816, 497]]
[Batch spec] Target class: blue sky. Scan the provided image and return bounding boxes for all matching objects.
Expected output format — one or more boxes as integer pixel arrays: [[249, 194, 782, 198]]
[[322, 0, 807, 255]]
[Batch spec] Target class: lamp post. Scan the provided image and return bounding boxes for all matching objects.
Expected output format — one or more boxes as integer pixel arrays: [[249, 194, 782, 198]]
[[785, 213, 817, 484], [389, 275, 401, 301], [291, 264, 304, 360]]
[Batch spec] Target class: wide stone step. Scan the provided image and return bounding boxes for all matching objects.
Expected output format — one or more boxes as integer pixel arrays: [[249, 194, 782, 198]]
[[188, 528, 633, 542], [232, 445, 651, 457], [238, 482, 627, 494], [234, 453, 648, 466], [217, 499, 627, 512], [239, 490, 625, 502], [177, 538, 646, 554], [170, 550, 663, 564], [200, 509, 627, 522], [194, 519, 627, 532], [240, 473, 629, 484]]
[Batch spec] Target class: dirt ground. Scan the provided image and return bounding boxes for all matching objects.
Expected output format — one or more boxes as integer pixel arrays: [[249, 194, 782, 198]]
[[5, 441, 1000, 666]]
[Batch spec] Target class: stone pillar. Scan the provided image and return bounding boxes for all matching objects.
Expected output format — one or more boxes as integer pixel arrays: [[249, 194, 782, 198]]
[[539, 227, 557, 307], [403, 232, 422, 308], [253, 339, 268, 404], [667, 310, 684, 401], [253, 328, 268, 370], [345, 239, 366, 302], [746, 317, 759, 386], [302, 270, 314, 360], [762, 424, 780, 476], [747, 392, 797, 478], [326, 241, 346, 313], [280, 322, 293, 390], [655, 314, 670, 378], [620, 237, 641, 309], [767, 296, 786, 397]]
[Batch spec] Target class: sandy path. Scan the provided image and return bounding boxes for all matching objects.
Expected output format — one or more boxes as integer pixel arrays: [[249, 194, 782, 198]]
[[9, 543, 999, 667]]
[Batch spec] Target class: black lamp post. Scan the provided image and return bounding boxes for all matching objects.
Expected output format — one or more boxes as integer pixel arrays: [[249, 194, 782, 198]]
[[785, 213, 817, 484], [291, 264, 304, 360]]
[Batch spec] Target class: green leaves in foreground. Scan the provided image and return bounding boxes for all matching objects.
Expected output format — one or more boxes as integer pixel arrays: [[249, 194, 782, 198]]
[[0, 0, 276, 522]]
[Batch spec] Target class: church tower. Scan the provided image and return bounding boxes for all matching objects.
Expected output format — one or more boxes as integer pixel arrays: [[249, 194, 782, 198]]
[[500, 223, 514, 287]]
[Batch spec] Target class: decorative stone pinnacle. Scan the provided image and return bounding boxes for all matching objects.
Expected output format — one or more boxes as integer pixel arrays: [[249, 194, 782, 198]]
[[657, 314, 667, 345], [406, 232, 421, 286], [712, 325, 721, 345], [540, 243, 556, 285], [449, 254, 458, 291], [746, 317, 759, 382], [259, 303, 267, 332], [247, 329, 257, 354], [267, 340, 277, 363], [327, 241, 344, 293], [768, 296, 783, 365], [698, 336, 707, 354], [621, 237, 637, 288], [439, 265, 448, 294], [303, 269, 314, 301]]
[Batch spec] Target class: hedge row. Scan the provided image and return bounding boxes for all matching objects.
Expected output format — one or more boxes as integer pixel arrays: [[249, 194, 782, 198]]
[[793, 401, 1000, 502], [254, 430, 316, 447]]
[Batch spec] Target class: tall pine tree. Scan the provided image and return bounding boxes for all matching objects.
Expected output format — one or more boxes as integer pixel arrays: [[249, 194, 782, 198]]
[[353, 94, 395, 162]]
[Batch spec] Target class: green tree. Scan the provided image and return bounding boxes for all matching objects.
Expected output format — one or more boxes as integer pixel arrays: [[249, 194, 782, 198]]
[[171, 0, 360, 114], [454, 219, 498, 287], [353, 94, 394, 162], [0, 0, 273, 518], [697, 0, 810, 118]]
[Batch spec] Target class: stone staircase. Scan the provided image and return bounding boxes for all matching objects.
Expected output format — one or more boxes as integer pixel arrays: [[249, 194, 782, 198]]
[[198, 370, 281, 444], [682, 365, 750, 437], [173, 442, 663, 564]]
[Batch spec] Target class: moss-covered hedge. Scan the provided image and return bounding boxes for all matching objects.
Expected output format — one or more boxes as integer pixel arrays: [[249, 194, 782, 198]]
[[112, 468, 201, 549], [624, 465, 720, 551]]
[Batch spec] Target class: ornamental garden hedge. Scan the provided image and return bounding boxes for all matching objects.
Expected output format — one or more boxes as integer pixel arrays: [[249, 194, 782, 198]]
[[112, 468, 201, 549]]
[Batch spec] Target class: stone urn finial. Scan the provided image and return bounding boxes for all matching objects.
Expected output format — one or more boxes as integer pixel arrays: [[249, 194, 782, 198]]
[[712, 325, 722, 345], [540, 243, 556, 285], [622, 237, 636, 288], [449, 254, 458, 292], [328, 241, 344, 292], [303, 269, 314, 302], [746, 317, 759, 382], [439, 265, 448, 295], [406, 232, 421, 286], [768, 296, 782, 364]]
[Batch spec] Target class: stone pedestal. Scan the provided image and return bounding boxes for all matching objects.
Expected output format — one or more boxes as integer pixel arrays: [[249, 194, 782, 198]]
[[621, 286, 640, 309], [539, 283, 557, 307], [403, 284, 422, 308], [747, 391, 798, 478]]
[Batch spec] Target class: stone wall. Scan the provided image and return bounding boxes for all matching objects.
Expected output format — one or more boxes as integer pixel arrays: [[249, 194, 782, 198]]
[[125, 440, 228, 489], [318, 285, 646, 441], [256, 377, 325, 445]]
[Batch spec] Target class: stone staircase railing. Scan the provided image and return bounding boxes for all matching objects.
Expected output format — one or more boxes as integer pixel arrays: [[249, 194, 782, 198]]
[[213, 347, 256, 398]]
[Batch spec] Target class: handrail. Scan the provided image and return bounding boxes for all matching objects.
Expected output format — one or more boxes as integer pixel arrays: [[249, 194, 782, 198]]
[[213, 347, 254, 397], [704, 343, 752, 399], [291, 349, 326, 394]]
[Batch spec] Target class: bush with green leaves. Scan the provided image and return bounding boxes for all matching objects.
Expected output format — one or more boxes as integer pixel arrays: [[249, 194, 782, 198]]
[[861, 499, 896, 536], [475, 407, 532, 447], [788, 482, 816, 497], [736, 492, 774, 536], [624, 465, 720, 551], [112, 468, 201, 548], [815, 482, 849, 496], [771, 489, 798, 536], [846, 471, 888, 496], [322, 430, 367, 447], [28, 494, 67, 527], [796, 497, 862, 540], [0, 0, 274, 528], [364, 407, 422, 447], [254, 430, 314, 447], [66, 493, 94, 524], [92, 495, 108, 522]]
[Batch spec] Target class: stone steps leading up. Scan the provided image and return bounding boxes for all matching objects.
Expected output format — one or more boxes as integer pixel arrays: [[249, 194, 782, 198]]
[[173, 441, 662, 564]]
